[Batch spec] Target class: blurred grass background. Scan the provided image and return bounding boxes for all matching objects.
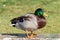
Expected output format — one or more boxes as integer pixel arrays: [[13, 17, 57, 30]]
[[0, 0, 60, 34]]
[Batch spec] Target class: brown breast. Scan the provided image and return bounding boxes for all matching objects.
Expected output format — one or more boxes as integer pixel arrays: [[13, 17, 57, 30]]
[[36, 16, 46, 29]]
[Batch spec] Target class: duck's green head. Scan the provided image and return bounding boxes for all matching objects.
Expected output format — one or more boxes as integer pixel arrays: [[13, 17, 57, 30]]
[[34, 8, 47, 17]]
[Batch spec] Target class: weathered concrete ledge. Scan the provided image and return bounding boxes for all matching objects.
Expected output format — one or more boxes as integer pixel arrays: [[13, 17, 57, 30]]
[[0, 34, 60, 40]]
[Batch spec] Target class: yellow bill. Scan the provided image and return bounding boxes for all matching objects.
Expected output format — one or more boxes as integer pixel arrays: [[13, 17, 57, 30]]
[[43, 13, 48, 17]]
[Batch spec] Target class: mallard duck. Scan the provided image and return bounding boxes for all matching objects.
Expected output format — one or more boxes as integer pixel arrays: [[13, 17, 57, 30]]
[[11, 8, 47, 38]]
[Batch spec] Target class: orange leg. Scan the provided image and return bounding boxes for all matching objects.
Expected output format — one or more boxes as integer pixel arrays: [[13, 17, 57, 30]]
[[29, 31, 34, 38], [25, 30, 29, 38], [25, 30, 36, 38]]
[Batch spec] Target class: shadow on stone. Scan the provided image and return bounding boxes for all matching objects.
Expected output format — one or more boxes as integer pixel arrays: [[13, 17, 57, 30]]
[[2, 34, 27, 38]]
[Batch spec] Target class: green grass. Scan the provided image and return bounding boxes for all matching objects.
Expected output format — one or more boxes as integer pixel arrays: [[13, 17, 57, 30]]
[[0, 0, 60, 34]]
